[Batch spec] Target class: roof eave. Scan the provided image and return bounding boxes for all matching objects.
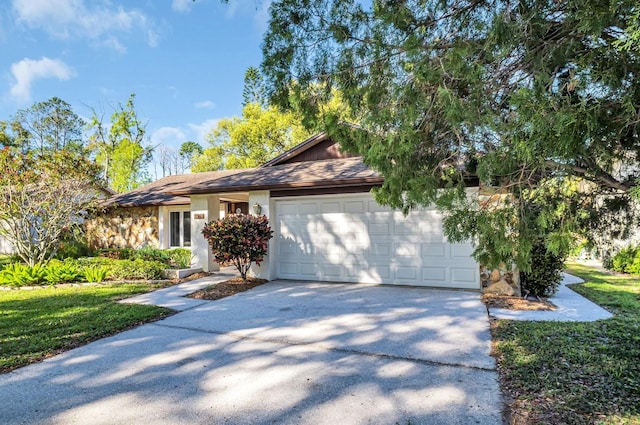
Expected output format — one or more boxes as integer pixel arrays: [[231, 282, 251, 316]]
[[170, 177, 385, 196]]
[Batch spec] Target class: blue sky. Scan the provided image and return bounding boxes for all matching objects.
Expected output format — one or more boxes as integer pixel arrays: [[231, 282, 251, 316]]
[[0, 0, 268, 164]]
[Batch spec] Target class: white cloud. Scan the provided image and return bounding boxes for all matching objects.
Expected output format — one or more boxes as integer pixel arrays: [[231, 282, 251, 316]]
[[188, 118, 220, 143], [194, 100, 215, 109], [11, 0, 159, 51], [151, 126, 187, 149], [9, 57, 75, 103], [172, 0, 194, 13]]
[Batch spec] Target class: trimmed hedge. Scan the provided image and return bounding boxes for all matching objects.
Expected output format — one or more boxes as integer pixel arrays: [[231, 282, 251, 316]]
[[95, 247, 192, 268]]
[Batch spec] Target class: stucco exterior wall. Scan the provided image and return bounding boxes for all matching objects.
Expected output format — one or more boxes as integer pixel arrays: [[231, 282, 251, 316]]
[[86, 206, 160, 250]]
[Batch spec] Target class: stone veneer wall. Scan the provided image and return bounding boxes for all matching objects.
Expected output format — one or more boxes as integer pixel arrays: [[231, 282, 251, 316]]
[[86, 206, 160, 250], [477, 187, 522, 296], [480, 265, 521, 296]]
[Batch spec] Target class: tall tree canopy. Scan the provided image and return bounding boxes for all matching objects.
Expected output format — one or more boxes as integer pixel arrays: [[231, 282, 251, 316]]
[[1, 97, 87, 155], [192, 102, 311, 171], [0, 98, 101, 265], [193, 66, 355, 172], [88, 94, 152, 192], [262, 0, 640, 269]]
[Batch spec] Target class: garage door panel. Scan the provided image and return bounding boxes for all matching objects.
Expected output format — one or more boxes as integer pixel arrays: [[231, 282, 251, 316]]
[[367, 200, 390, 213], [321, 201, 342, 213], [299, 202, 320, 214], [319, 264, 342, 279], [451, 243, 474, 257], [278, 202, 299, 216], [394, 243, 419, 257], [422, 267, 449, 284], [275, 194, 479, 289], [299, 262, 319, 277], [369, 221, 391, 234], [451, 268, 478, 284], [279, 261, 299, 276], [394, 266, 418, 280], [421, 243, 447, 258], [419, 220, 444, 235], [368, 243, 391, 257], [394, 220, 422, 235], [279, 241, 300, 256], [344, 200, 366, 213]]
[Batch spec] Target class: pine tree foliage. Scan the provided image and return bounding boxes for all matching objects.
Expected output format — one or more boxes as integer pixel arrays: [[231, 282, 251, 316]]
[[262, 0, 640, 269]]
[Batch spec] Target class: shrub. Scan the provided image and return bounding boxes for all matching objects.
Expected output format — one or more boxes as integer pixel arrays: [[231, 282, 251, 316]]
[[133, 246, 171, 264], [609, 246, 638, 273], [44, 261, 84, 284], [108, 259, 167, 281], [95, 247, 179, 267], [202, 214, 273, 281], [168, 248, 192, 268], [53, 240, 92, 260], [83, 266, 108, 283], [0, 263, 48, 287], [96, 248, 134, 260], [520, 239, 565, 298]]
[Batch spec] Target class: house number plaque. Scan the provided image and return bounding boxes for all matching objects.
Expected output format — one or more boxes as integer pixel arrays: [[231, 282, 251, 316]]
[[194, 214, 205, 219]]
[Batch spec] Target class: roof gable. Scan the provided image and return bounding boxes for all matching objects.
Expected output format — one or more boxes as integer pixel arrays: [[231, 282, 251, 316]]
[[261, 132, 358, 167]]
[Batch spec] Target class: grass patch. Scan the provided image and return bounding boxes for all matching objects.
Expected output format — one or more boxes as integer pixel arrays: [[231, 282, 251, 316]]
[[0, 282, 173, 373], [493, 262, 640, 425]]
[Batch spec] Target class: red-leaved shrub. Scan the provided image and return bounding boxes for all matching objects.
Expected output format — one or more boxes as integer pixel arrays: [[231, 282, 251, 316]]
[[202, 214, 273, 281]]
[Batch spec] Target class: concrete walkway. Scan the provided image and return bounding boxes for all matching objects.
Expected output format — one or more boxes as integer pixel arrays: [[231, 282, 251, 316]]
[[119, 266, 239, 311], [488, 272, 614, 322], [0, 275, 505, 425]]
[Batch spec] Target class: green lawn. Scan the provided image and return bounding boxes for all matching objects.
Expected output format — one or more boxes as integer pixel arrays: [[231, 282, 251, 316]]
[[492, 262, 640, 424], [0, 283, 173, 373]]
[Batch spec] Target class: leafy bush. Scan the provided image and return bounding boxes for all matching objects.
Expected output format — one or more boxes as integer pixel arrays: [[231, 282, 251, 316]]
[[168, 248, 192, 268], [44, 261, 84, 284], [202, 214, 273, 281], [83, 266, 108, 283], [108, 259, 166, 281], [134, 246, 171, 264], [53, 240, 92, 260], [520, 239, 565, 298], [96, 248, 135, 260], [0, 263, 48, 287], [609, 246, 638, 273], [96, 247, 181, 267]]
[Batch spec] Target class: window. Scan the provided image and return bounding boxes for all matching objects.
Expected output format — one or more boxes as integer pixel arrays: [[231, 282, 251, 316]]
[[169, 210, 191, 248]]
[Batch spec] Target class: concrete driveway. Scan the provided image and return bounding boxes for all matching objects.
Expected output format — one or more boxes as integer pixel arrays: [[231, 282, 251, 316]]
[[0, 280, 504, 425]]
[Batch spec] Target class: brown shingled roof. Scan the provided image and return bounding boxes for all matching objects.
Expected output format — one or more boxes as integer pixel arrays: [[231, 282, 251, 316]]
[[170, 156, 382, 196], [102, 169, 248, 207]]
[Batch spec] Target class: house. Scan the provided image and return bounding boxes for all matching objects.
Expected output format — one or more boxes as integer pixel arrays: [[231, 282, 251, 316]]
[[95, 132, 483, 290]]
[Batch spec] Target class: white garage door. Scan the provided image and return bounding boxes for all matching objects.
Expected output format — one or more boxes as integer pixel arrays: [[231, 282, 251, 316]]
[[275, 193, 479, 289]]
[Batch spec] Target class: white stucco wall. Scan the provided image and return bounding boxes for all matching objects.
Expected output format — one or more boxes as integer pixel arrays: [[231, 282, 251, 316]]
[[249, 190, 276, 280], [190, 195, 220, 272]]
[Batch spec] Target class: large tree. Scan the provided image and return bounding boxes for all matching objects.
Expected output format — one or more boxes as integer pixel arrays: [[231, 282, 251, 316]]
[[1, 97, 87, 155], [0, 98, 101, 265], [88, 94, 152, 192], [192, 102, 312, 171], [0, 149, 101, 265], [261, 0, 640, 269], [193, 66, 355, 172]]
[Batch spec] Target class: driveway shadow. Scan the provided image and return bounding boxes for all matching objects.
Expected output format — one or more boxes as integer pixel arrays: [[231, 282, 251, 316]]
[[0, 281, 503, 425]]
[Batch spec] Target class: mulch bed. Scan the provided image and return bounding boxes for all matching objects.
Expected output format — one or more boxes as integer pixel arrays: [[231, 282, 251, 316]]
[[186, 277, 268, 301], [482, 294, 556, 311]]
